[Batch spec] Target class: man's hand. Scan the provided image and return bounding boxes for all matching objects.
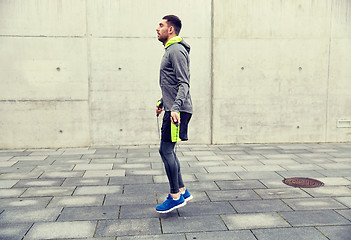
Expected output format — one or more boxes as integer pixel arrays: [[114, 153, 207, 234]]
[[171, 111, 180, 124], [156, 106, 163, 116]]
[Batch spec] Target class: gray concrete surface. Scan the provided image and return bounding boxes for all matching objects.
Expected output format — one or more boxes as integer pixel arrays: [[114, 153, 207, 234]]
[[0, 143, 350, 239]]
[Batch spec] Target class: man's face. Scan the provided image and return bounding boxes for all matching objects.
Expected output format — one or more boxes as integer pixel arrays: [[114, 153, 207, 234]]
[[156, 19, 170, 44]]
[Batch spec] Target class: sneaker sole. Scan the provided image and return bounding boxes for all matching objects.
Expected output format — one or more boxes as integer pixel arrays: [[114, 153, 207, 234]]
[[156, 201, 187, 214], [184, 195, 193, 202]]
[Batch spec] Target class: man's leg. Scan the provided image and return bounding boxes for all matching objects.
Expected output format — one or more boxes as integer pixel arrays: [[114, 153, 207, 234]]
[[159, 141, 181, 197], [156, 141, 187, 213]]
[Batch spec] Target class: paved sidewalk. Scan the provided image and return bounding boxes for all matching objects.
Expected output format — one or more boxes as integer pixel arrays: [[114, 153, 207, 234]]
[[0, 143, 351, 240]]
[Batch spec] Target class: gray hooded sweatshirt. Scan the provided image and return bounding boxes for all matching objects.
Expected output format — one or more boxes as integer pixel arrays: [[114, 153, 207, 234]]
[[159, 37, 193, 114]]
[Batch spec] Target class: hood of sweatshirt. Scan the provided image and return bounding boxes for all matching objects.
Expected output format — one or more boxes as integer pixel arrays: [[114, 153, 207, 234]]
[[165, 36, 191, 53]]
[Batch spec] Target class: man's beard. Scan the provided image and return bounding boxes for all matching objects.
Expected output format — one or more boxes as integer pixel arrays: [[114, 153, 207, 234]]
[[158, 34, 167, 44]]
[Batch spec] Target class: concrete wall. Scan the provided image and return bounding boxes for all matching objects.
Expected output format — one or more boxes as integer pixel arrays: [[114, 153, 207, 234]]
[[213, 0, 351, 144], [0, 0, 350, 148]]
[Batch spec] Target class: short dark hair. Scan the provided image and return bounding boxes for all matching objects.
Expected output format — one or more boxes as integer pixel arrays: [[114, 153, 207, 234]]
[[163, 15, 182, 35]]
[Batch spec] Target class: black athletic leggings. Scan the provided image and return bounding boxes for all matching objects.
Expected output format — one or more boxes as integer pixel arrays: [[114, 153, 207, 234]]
[[159, 141, 184, 194]]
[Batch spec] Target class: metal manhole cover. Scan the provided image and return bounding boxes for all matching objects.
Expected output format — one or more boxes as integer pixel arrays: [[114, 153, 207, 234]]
[[282, 177, 324, 188]]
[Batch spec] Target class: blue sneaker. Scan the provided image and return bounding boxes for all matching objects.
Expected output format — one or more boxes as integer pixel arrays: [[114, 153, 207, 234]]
[[182, 189, 193, 202], [156, 194, 186, 213]]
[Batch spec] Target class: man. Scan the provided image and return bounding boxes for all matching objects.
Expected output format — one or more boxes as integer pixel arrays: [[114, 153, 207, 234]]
[[155, 15, 193, 213]]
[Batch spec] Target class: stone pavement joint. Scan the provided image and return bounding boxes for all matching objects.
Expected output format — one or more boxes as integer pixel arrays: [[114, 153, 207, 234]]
[[0, 143, 350, 239]]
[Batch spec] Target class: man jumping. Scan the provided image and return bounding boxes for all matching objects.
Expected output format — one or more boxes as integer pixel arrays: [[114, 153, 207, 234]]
[[155, 15, 193, 213]]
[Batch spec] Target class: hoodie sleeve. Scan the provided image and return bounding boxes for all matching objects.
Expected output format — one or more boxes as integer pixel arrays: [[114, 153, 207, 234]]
[[169, 47, 190, 112]]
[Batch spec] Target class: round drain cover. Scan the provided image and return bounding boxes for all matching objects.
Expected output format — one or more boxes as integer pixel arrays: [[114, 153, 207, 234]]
[[282, 177, 324, 188]]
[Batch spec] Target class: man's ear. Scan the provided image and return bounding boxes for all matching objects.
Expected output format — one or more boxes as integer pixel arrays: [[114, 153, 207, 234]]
[[168, 26, 174, 34]]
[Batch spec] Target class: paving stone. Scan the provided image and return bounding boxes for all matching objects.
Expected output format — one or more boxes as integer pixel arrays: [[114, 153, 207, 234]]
[[259, 179, 292, 189], [318, 163, 351, 169], [0, 188, 26, 198], [182, 151, 216, 156], [0, 156, 12, 161], [231, 155, 263, 160], [114, 163, 152, 170], [123, 183, 168, 194], [236, 171, 283, 180], [176, 156, 197, 162], [11, 155, 48, 161], [161, 215, 227, 234], [82, 153, 117, 159], [104, 192, 157, 206], [150, 162, 166, 169], [118, 233, 186, 240], [282, 198, 348, 211], [0, 166, 36, 174], [62, 149, 96, 155], [91, 158, 126, 164], [62, 177, 109, 186], [294, 158, 335, 164], [126, 169, 163, 176], [52, 159, 90, 165], [185, 181, 220, 191], [335, 209, 351, 221], [179, 166, 207, 174], [58, 206, 119, 221], [195, 172, 240, 181], [13, 178, 64, 188], [109, 176, 154, 185], [303, 186, 351, 197], [254, 188, 311, 199], [95, 218, 161, 237], [74, 164, 113, 170], [0, 161, 17, 167], [185, 230, 256, 240], [215, 180, 266, 190], [119, 204, 160, 219], [221, 212, 290, 230], [25, 221, 96, 239], [188, 161, 226, 167], [262, 154, 297, 159], [74, 186, 122, 195], [244, 165, 286, 172], [21, 186, 75, 197], [0, 180, 18, 188], [153, 174, 197, 184], [178, 201, 236, 216], [0, 208, 62, 223], [0, 171, 43, 180], [197, 155, 232, 161], [252, 227, 327, 240], [281, 164, 324, 171], [335, 197, 351, 208], [279, 210, 351, 227], [314, 177, 351, 186], [316, 169, 351, 177], [120, 152, 150, 158], [205, 166, 246, 173], [48, 195, 104, 207], [40, 171, 84, 178], [206, 189, 261, 201], [0, 223, 32, 240], [225, 159, 264, 166], [125, 157, 158, 164], [0, 197, 51, 209], [29, 149, 64, 156], [33, 164, 75, 171], [316, 225, 351, 240], [276, 170, 325, 178], [230, 199, 292, 213], [83, 170, 125, 178]]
